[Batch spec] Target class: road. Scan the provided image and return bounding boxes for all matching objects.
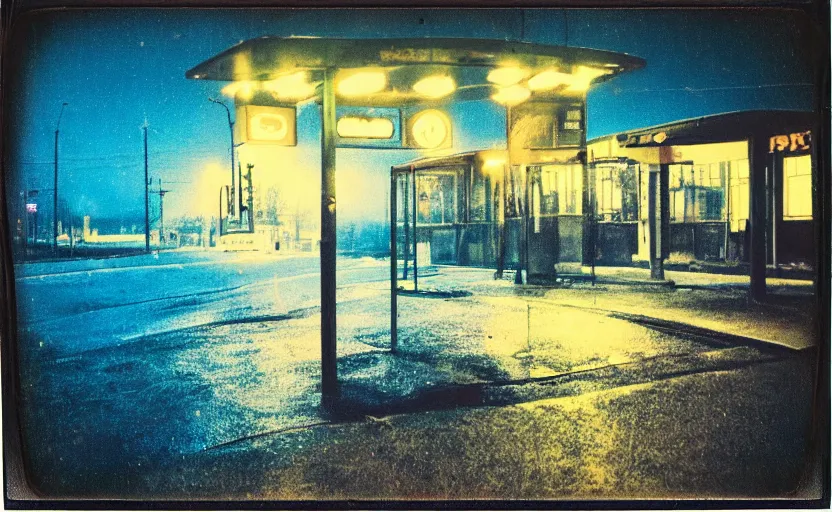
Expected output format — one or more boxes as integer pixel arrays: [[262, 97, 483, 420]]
[[14, 250, 386, 357], [8, 249, 821, 500]]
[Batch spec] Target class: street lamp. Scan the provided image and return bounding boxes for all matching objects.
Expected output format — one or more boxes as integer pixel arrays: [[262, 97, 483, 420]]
[[54, 102, 67, 256], [208, 97, 241, 221]]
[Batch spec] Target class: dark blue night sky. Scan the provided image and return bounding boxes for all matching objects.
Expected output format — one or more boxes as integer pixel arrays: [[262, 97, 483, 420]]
[[7, 8, 816, 222]]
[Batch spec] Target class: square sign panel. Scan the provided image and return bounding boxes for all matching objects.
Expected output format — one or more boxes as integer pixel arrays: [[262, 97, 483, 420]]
[[239, 105, 297, 146], [335, 107, 402, 149]]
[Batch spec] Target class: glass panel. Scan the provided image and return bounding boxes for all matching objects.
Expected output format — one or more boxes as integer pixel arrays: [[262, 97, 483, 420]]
[[784, 155, 813, 219], [470, 171, 487, 221], [416, 174, 457, 225]]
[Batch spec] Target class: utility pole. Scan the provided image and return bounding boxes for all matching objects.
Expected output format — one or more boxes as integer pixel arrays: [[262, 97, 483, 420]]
[[244, 163, 255, 233], [143, 121, 151, 252], [153, 178, 170, 248], [54, 102, 67, 256]]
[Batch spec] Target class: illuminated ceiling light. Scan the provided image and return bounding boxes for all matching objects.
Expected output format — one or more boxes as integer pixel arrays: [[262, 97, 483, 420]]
[[221, 81, 256, 100], [486, 67, 529, 87], [565, 66, 612, 92], [491, 84, 531, 106], [482, 158, 506, 172], [337, 70, 387, 97], [412, 75, 456, 99], [527, 69, 572, 91], [263, 72, 316, 99], [336, 117, 395, 139]]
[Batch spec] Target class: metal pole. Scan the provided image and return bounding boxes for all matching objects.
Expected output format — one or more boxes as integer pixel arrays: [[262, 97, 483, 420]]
[[523, 166, 531, 283], [144, 125, 151, 252], [497, 105, 511, 278], [246, 164, 255, 233], [53, 129, 59, 256], [53, 102, 67, 257], [648, 167, 665, 280], [209, 98, 236, 218], [20, 192, 27, 262], [238, 160, 244, 227], [748, 135, 767, 301], [403, 170, 409, 280], [412, 165, 418, 292], [320, 67, 338, 404], [390, 166, 398, 353], [159, 178, 164, 247], [218, 186, 225, 238]]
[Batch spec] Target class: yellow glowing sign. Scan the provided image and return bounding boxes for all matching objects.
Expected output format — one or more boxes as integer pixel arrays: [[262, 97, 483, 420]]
[[769, 131, 811, 153], [336, 117, 395, 139], [406, 109, 452, 149], [243, 105, 297, 145]]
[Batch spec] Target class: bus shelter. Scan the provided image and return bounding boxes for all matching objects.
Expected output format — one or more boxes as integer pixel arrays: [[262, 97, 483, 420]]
[[186, 36, 645, 404]]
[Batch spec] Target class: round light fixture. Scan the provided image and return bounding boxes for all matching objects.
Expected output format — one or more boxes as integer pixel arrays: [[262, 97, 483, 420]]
[[409, 109, 451, 149]]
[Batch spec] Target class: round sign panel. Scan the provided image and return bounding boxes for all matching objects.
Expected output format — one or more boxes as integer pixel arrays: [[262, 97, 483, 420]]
[[408, 109, 451, 149]]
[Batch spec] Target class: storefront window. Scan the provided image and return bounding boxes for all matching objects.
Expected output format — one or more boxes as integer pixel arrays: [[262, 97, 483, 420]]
[[783, 155, 812, 220], [669, 162, 725, 222], [469, 171, 489, 222], [415, 173, 457, 225], [595, 163, 638, 222], [505, 165, 522, 218], [729, 159, 749, 232], [539, 164, 582, 215]]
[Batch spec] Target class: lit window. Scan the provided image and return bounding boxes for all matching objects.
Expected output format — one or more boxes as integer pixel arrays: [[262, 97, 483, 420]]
[[594, 163, 637, 222], [539, 164, 583, 215], [783, 155, 813, 220], [669, 162, 724, 222], [729, 159, 749, 232]]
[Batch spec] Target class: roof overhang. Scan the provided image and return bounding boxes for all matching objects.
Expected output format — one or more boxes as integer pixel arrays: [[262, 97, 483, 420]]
[[611, 110, 817, 148], [186, 36, 645, 107]]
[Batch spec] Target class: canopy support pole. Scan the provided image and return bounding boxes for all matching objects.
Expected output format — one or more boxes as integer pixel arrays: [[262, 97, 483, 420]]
[[320, 67, 338, 405]]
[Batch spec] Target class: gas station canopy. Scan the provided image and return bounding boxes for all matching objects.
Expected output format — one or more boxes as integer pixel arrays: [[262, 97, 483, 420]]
[[186, 37, 646, 106]]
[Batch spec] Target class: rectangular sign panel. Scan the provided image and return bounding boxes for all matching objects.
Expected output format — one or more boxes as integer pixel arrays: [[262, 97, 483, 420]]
[[237, 105, 297, 146], [335, 107, 402, 149]]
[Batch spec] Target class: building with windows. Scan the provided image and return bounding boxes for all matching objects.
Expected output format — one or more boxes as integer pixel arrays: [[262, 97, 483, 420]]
[[587, 110, 817, 271], [393, 110, 818, 283]]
